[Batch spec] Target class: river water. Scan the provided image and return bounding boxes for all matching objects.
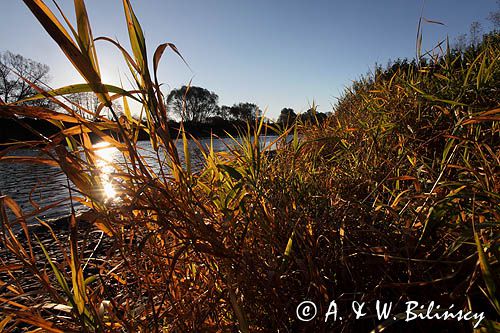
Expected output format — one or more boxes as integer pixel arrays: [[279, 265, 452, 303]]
[[0, 136, 279, 222]]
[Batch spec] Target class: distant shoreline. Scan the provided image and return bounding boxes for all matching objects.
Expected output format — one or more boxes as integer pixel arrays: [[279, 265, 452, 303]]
[[0, 116, 284, 148]]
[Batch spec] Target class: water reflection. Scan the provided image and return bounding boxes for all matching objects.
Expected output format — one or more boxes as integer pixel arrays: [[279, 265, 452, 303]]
[[92, 141, 119, 201], [1, 136, 282, 222]]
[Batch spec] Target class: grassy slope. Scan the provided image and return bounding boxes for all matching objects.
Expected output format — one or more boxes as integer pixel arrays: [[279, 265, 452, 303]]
[[250, 32, 500, 331]]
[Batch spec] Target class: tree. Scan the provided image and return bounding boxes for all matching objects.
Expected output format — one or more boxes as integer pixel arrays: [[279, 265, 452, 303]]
[[227, 102, 259, 122], [488, 0, 500, 29], [0, 51, 50, 106], [298, 108, 328, 124], [454, 33, 468, 51], [66, 92, 123, 119], [469, 21, 483, 47], [277, 107, 296, 126], [217, 105, 231, 119], [67, 92, 99, 113], [167, 85, 219, 123]]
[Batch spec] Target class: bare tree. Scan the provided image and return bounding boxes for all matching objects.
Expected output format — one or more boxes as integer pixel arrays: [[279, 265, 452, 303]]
[[454, 33, 468, 51], [469, 21, 483, 47], [66, 92, 123, 119], [488, 0, 500, 29], [0, 51, 50, 105], [66, 92, 100, 118]]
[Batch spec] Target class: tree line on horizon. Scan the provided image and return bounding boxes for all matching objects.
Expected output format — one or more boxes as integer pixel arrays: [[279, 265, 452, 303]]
[[0, 50, 326, 126], [0, 50, 330, 144], [165, 85, 329, 127]]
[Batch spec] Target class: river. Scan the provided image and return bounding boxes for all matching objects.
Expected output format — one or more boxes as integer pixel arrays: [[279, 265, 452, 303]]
[[0, 135, 279, 222]]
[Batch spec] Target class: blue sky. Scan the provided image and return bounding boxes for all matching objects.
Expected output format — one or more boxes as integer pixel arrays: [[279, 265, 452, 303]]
[[0, 0, 497, 119]]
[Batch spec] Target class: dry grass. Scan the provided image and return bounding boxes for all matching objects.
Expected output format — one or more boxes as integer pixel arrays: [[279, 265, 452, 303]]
[[0, 1, 499, 332]]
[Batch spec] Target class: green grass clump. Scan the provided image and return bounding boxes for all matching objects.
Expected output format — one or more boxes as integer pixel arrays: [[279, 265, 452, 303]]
[[0, 1, 498, 332]]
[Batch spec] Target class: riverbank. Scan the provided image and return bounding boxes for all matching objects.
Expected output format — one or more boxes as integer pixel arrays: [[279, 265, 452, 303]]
[[0, 210, 114, 329], [0, 117, 284, 149]]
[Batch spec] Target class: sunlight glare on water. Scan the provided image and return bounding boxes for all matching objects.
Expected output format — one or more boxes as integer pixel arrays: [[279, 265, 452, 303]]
[[92, 141, 118, 200]]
